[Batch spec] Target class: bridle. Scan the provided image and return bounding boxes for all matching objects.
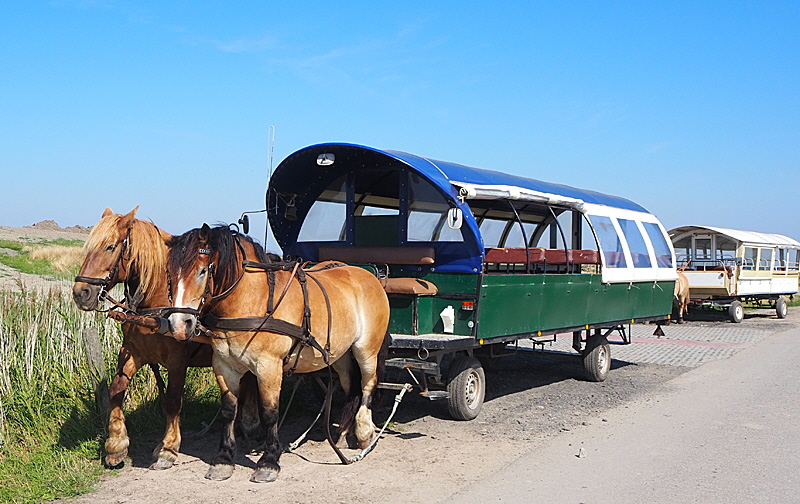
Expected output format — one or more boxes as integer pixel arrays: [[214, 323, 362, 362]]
[[74, 226, 132, 309], [164, 246, 217, 327]]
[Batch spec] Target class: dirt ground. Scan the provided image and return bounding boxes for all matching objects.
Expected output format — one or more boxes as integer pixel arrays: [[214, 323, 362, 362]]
[[52, 346, 686, 504]]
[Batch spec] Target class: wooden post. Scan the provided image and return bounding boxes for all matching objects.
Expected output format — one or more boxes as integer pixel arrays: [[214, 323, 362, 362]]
[[82, 327, 110, 420]]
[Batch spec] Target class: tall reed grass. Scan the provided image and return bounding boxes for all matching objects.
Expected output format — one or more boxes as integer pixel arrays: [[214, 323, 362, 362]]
[[0, 282, 216, 503]]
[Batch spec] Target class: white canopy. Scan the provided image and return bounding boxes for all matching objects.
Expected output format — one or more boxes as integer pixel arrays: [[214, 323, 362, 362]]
[[669, 225, 800, 248]]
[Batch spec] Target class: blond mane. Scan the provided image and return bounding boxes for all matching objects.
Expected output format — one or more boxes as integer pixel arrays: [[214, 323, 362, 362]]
[[84, 215, 167, 295]]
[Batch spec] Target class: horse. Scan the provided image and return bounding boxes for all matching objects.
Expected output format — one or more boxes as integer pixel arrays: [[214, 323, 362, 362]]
[[72, 207, 259, 469], [673, 271, 690, 323], [165, 224, 390, 483]]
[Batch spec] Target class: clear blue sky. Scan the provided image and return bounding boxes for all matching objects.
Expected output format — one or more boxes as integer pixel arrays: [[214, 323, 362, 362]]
[[2, 1, 799, 249]]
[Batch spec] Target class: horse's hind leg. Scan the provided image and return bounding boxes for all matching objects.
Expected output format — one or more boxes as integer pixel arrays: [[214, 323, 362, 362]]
[[350, 347, 380, 450], [150, 363, 188, 470], [105, 347, 141, 468], [331, 354, 360, 448]]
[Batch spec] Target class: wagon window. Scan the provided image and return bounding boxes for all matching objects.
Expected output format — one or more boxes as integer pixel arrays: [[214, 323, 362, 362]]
[[743, 247, 757, 270], [618, 219, 651, 268], [673, 236, 691, 267], [694, 237, 712, 261], [776, 249, 788, 271], [642, 222, 673, 268], [789, 250, 799, 271], [298, 176, 347, 242], [716, 236, 737, 262], [408, 173, 463, 242], [590, 215, 627, 268], [479, 219, 508, 248], [759, 248, 773, 270], [504, 222, 537, 247]]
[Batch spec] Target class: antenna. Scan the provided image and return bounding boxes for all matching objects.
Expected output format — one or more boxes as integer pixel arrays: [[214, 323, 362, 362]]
[[265, 125, 275, 249]]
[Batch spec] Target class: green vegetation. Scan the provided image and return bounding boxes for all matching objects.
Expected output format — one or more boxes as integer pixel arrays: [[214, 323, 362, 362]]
[[0, 288, 219, 503], [0, 239, 85, 278]]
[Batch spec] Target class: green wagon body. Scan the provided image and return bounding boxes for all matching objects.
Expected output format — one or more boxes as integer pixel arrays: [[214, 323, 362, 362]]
[[266, 143, 678, 419]]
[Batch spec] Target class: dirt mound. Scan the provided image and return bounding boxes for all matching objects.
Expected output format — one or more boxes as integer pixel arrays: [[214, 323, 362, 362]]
[[27, 219, 62, 230]]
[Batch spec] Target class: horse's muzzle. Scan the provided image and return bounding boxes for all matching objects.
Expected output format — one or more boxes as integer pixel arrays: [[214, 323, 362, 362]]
[[168, 312, 197, 341], [72, 282, 100, 311]]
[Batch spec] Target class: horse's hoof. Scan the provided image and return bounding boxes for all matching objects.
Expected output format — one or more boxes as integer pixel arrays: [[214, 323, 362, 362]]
[[149, 457, 174, 470], [358, 434, 377, 451], [104, 450, 127, 469], [250, 466, 280, 483], [205, 464, 234, 481]]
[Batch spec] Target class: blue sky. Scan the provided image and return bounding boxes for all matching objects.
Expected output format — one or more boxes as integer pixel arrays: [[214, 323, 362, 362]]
[[2, 1, 799, 249]]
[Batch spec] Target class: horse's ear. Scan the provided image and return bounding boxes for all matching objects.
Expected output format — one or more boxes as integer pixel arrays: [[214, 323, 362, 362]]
[[158, 228, 171, 243], [120, 206, 139, 229], [199, 224, 211, 246], [102, 207, 113, 218]]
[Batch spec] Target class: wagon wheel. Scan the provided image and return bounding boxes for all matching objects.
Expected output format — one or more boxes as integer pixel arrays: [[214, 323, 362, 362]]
[[776, 297, 788, 319], [446, 356, 485, 421], [583, 334, 611, 382], [728, 300, 744, 323]]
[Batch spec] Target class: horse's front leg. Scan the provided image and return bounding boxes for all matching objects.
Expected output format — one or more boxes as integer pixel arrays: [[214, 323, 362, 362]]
[[150, 362, 188, 470], [250, 362, 284, 483], [205, 360, 244, 481], [105, 346, 142, 468]]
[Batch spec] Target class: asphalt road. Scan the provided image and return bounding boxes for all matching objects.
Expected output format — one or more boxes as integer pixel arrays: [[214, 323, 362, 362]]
[[445, 324, 800, 504]]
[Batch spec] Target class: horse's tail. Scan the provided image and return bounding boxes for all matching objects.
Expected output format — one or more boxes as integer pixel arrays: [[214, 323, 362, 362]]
[[374, 329, 390, 405]]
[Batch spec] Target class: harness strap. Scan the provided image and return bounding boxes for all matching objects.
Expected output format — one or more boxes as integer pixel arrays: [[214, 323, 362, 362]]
[[201, 313, 329, 360]]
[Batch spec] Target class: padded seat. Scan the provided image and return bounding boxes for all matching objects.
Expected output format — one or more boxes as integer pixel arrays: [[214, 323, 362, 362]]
[[318, 246, 435, 265], [484, 247, 545, 264], [383, 277, 438, 295]]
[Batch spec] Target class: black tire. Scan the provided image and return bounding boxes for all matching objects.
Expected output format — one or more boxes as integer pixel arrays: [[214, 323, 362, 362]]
[[583, 335, 611, 382], [446, 356, 485, 421], [729, 300, 744, 323], [776, 297, 788, 319]]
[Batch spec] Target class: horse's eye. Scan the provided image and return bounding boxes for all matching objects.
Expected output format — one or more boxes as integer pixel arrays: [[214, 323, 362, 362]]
[[199, 267, 207, 277], [106, 245, 116, 252]]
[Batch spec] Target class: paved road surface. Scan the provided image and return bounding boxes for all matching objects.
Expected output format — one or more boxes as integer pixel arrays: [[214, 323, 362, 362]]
[[446, 325, 800, 504]]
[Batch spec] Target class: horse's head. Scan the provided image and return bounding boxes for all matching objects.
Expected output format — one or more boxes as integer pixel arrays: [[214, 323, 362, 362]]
[[72, 206, 138, 310], [167, 224, 216, 341]]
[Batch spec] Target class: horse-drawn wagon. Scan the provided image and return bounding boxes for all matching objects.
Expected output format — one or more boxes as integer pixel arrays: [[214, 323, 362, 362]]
[[669, 226, 799, 323], [265, 143, 678, 420]]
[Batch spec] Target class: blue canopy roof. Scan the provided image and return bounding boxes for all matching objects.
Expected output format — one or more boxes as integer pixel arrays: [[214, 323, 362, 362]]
[[268, 143, 651, 271]]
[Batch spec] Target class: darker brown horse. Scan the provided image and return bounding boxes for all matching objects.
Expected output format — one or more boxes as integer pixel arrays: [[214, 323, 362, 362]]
[[165, 224, 390, 483], [72, 208, 257, 469]]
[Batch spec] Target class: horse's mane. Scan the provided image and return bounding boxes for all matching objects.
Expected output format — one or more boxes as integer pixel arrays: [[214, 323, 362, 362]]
[[85, 215, 167, 295], [168, 225, 271, 295]]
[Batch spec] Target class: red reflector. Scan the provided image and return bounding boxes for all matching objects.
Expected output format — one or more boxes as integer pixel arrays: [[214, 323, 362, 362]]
[[461, 301, 474, 311]]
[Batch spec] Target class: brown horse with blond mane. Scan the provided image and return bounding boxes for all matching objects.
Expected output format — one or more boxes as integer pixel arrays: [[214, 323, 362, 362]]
[[72, 207, 257, 469], [165, 224, 390, 483]]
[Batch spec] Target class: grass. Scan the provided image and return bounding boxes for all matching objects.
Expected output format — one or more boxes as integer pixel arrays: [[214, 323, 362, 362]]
[[0, 239, 85, 278], [0, 285, 220, 503]]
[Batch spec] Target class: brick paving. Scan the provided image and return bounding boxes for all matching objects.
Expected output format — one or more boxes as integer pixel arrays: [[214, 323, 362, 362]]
[[517, 307, 800, 368]]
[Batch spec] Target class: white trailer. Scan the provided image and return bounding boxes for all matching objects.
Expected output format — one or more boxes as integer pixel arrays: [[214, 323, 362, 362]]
[[669, 226, 799, 323]]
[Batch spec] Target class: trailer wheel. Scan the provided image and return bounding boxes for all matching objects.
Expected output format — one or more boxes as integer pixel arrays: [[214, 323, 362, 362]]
[[446, 356, 485, 421], [776, 297, 788, 319], [728, 300, 744, 323], [583, 334, 611, 382]]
